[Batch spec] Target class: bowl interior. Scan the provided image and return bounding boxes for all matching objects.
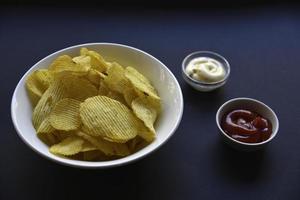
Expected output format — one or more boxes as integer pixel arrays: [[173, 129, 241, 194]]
[[11, 43, 183, 168], [216, 98, 279, 145]]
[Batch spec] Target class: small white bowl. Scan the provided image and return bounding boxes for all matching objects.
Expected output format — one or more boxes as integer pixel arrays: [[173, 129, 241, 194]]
[[182, 51, 230, 92], [216, 98, 279, 151], [11, 43, 184, 168]]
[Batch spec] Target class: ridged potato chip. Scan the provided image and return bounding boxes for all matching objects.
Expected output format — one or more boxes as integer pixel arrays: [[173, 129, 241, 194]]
[[107, 91, 127, 106], [125, 66, 160, 100], [49, 98, 81, 131], [79, 96, 138, 143], [61, 74, 98, 101], [72, 55, 91, 68], [123, 87, 138, 107], [83, 150, 105, 161], [76, 131, 130, 156], [32, 78, 65, 129], [36, 118, 58, 146], [37, 117, 55, 134], [104, 62, 130, 93], [137, 125, 156, 142], [49, 55, 74, 71], [98, 81, 109, 96], [26, 69, 53, 106], [49, 55, 89, 75], [128, 136, 149, 153], [86, 69, 106, 87], [80, 48, 107, 72], [50, 136, 85, 156], [132, 97, 157, 135]]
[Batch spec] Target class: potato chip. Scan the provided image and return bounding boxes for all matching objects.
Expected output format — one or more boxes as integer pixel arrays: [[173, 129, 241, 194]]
[[60, 74, 98, 101], [107, 91, 127, 106], [32, 78, 65, 129], [80, 48, 107, 72], [53, 131, 73, 141], [76, 131, 130, 156], [125, 66, 160, 100], [104, 62, 130, 93], [72, 55, 91, 68], [26, 69, 53, 106], [128, 136, 149, 153], [82, 150, 104, 161], [37, 117, 55, 134], [86, 69, 105, 87], [123, 87, 138, 107], [49, 98, 81, 131], [80, 96, 139, 142], [137, 126, 156, 142], [132, 97, 157, 134], [49, 55, 74, 71], [98, 81, 109, 96], [49, 55, 89, 75], [36, 118, 58, 145], [50, 136, 85, 156], [81, 141, 97, 152]]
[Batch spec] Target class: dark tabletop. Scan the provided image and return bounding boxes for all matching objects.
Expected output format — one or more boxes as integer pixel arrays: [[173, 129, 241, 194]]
[[1, 4, 300, 200]]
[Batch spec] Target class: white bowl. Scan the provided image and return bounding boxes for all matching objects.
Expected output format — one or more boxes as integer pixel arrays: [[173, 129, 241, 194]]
[[216, 98, 279, 151], [11, 43, 184, 168]]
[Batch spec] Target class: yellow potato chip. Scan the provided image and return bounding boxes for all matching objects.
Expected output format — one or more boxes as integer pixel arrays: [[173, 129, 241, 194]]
[[72, 55, 91, 68], [104, 62, 130, 93], [80, 96, 139, 142], [81, 141, 97, 152], [86, 69, 105, 87], [26, 69, 53, 106], [80, 47, 89, 55], [49, 98, 81, 131], [49, 55, 89, 75], [128, 136, 149, 153], [76, 131, 130, 156], [137, 126, 156, 142], [123, 87, 138, 107], [80, 48, 107, 72], [32, 78, 65, 129], [36, 118, 58, 146], [60, 74, 98, 101], [107, 91, 127, 106], [37, 117, 55, 134], [53, 131, 73, 142], [50, 136, 85, 156], [98, 81, 109, 96], [49, 55, 74, 71], [125, 66, 160, 100], [82, 150, 104, 161], [132, 97, 157, 134]]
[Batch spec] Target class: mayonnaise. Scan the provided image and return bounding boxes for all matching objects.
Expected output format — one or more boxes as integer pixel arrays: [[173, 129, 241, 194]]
[[185, 57, 225, 82]]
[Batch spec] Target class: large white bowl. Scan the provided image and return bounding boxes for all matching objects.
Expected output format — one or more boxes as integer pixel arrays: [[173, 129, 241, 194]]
[[11, 43, 184, 168]]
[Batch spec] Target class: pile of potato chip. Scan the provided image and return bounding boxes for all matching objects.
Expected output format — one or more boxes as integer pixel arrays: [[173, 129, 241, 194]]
[[26, 48, 161, 161]]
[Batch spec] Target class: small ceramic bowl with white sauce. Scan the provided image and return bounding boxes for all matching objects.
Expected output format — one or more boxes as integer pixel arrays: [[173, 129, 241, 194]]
[[182, 51, 230, 92]]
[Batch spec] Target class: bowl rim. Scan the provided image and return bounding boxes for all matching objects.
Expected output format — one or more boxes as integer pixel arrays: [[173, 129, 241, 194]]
[[11, 42, 184, 168], [182, 51, 231, 85], [216, 97, 279, 146]]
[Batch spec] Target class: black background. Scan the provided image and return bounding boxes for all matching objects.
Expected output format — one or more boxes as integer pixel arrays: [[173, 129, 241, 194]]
[[1, 2, 300, 200]]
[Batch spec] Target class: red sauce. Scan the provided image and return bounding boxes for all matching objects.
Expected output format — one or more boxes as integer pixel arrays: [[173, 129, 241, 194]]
[[221, 109, 272, 143]]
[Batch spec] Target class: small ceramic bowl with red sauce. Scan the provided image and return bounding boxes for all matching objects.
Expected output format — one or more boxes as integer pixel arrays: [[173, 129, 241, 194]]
[[216, 98, 279, 151]]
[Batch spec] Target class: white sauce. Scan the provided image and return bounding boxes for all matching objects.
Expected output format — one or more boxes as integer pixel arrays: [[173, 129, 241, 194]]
[[185, 57, 225, 82]]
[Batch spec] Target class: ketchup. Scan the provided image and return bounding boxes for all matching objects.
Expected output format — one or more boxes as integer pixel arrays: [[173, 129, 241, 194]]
[[221, 109, 272, 143]]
